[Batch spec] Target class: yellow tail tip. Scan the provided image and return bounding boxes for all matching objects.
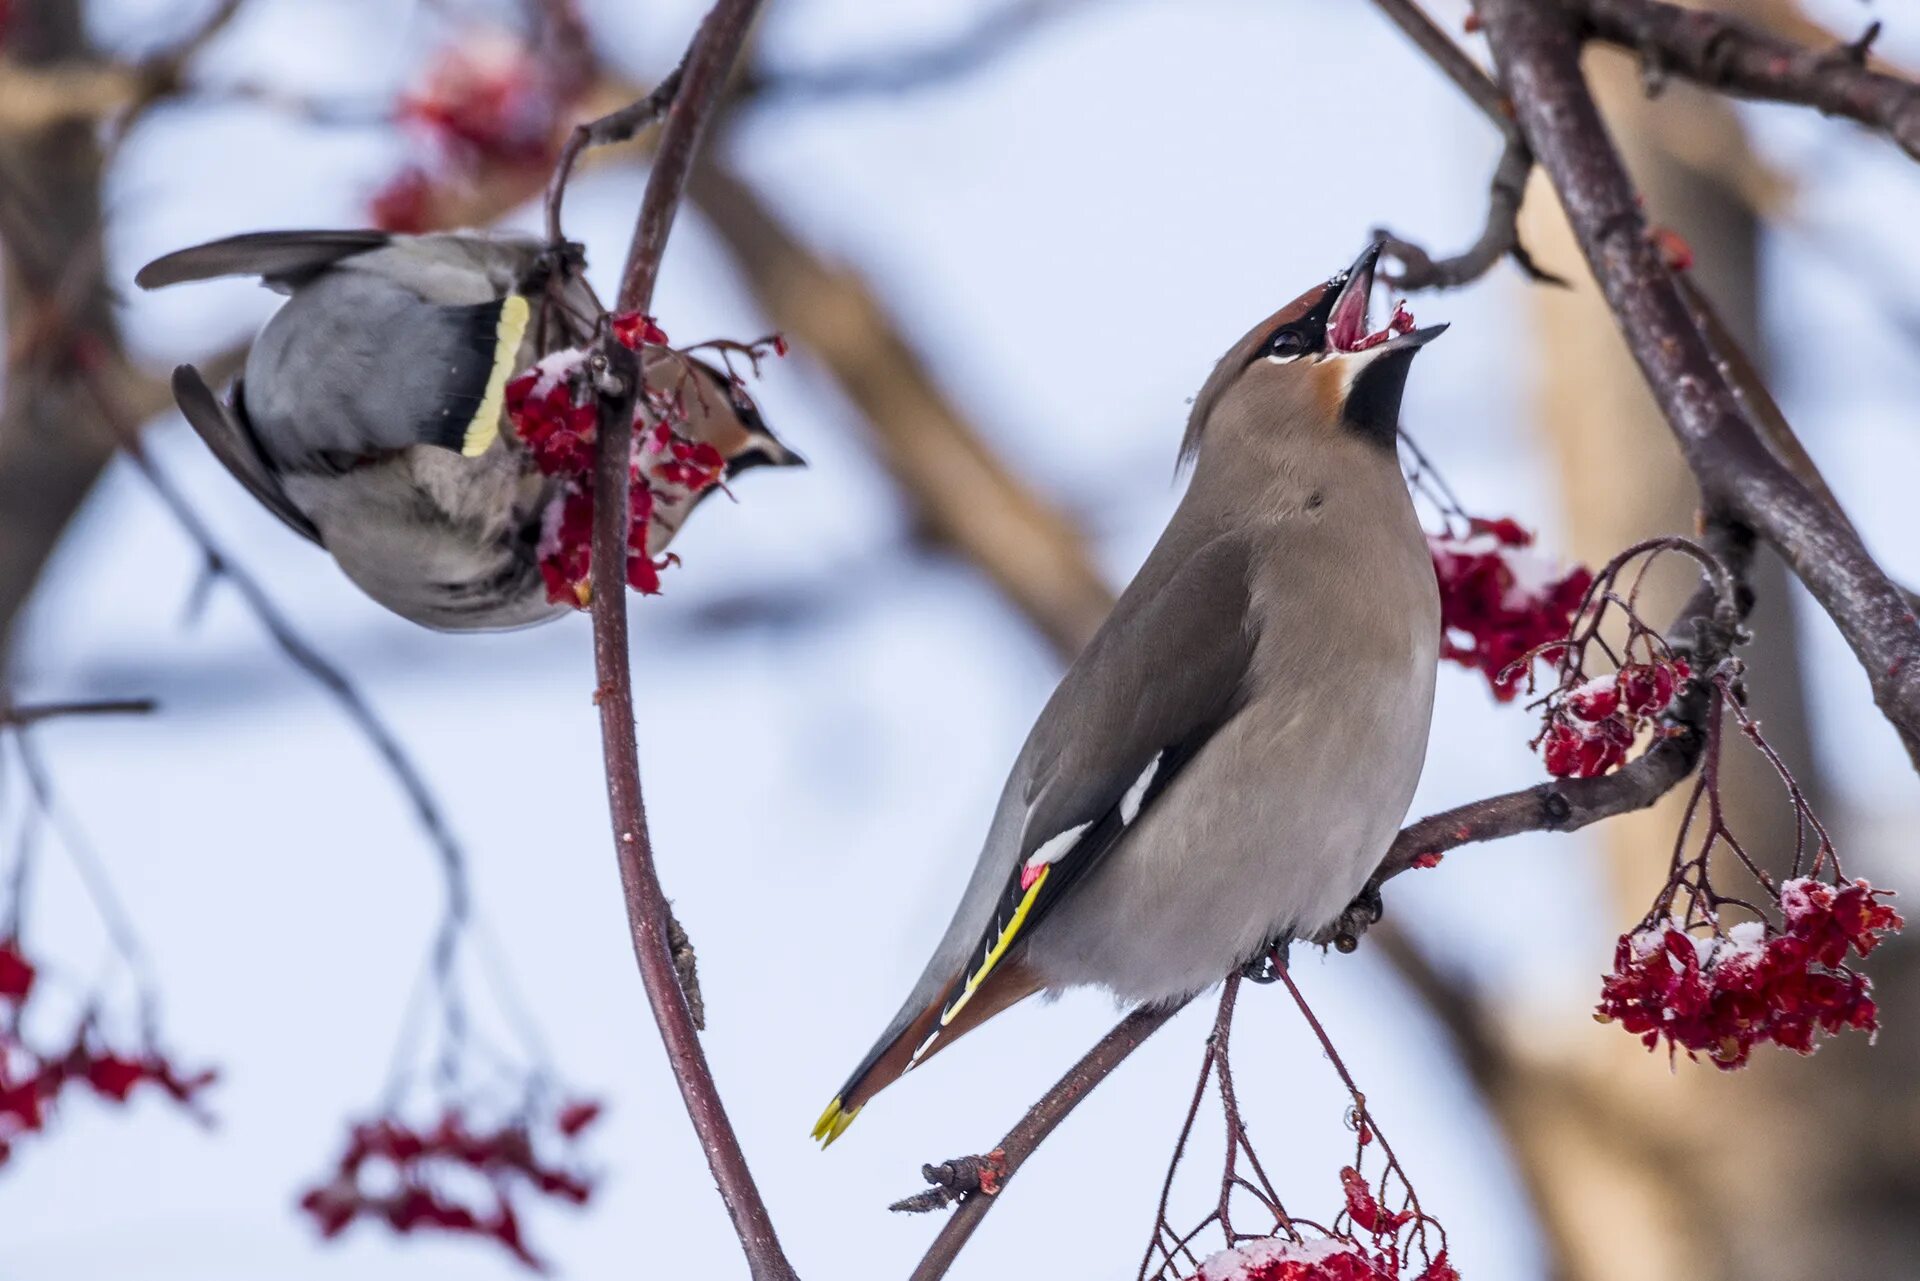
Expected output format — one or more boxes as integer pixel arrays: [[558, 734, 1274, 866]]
[[811, 1098, 861, 1148]]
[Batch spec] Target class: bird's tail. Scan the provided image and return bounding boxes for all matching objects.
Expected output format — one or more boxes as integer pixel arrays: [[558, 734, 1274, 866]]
[[812, 960, 1042, 1147]]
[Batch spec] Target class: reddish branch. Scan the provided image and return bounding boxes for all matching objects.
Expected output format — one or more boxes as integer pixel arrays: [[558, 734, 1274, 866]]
[[1475, 0, 1920, 768], [906, 1002, 1188, 1281], [570, 3, 795, 1279], [1571, 0, 1920, 162]]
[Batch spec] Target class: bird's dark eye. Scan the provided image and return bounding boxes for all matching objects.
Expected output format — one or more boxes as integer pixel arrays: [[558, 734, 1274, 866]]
[[1266, 328, 1309, 361]]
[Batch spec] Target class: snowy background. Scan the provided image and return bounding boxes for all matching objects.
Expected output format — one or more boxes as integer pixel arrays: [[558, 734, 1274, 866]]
[[4, 0, 1919, 1277]]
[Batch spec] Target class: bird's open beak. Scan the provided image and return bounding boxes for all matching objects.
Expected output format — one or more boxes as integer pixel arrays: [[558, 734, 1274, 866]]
[[1322, 242, 1447, 356]]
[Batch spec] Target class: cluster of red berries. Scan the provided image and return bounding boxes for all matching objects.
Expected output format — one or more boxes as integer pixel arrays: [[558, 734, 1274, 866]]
[[1193, 1165, 1454, 1281], [1538, 657, 1690, 779], [1428, 517, 1592, 701], [0, 938, 216, 1168], [503, 316, 727, 606], [299, 1098, 602, 1271], [1595, 877, 1902, 1069], [372, 31, 577, 232]]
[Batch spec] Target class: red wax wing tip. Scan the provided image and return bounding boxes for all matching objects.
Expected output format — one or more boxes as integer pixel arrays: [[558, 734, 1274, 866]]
[[1411, 852, 1444, 869], [1019, 863, 1043, 891]]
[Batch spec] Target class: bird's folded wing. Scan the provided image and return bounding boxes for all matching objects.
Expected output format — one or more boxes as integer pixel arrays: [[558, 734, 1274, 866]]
[[927, 533, 1258, 1040], [135, 230, 391, 292], [171, 365, 322, 545]]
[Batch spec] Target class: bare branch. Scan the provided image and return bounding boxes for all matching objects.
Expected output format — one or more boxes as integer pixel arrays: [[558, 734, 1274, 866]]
[[1370, 0, 1509, 129], [1572, 0, 1920, 162], [1376, 134, 1567, 290], [744, 0, 1080, 103], [1478, 0, 1920, 767], [567, 3, 795, 1278], [906, 1001, 1188, 1281], [0, 697, 157, 726], [1367, 0, 1563, 289], [545, 62, 686, 246]]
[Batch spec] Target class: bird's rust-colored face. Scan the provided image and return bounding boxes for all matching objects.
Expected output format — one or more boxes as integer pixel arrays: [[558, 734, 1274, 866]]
[[1186, 243, 1448, 458]]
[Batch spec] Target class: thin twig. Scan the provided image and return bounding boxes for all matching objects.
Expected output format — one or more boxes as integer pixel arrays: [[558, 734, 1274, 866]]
[[570, 2, 793, 1278], [544, 62, 686, 246], [1367, 0, 1561, 290], [75, 367, 481, 956], [0, 698, 156, 727]]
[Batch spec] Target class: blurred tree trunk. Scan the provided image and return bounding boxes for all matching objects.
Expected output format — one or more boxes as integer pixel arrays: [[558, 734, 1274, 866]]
[[0, 0, 121, 668], [1500, 33, 1920, 1281]]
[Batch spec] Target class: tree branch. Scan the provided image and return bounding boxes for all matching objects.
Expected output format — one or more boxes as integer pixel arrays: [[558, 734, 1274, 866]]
[[571, 4, 796, 1280], [545, 62, 686, 246], [906, 1001, 1187, 1281], [1368, 0, 1563, 289], [0, 697, 156, 726], [1571, 0, 1920, 162], [1478, 0, 1920, 769]]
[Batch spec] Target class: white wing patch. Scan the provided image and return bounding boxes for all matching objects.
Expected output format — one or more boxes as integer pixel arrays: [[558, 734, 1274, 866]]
[[1120, 752, 1162, 825], [1022, 821, 1091, 880]]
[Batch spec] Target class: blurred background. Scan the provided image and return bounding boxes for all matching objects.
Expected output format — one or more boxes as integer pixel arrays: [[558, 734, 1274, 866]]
[[2, 0, 1919, 1277]]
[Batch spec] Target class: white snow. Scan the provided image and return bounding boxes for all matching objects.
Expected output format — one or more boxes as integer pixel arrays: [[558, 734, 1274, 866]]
[[1426, 532, 1575, 610], [1197, 1235, 1355, 1281], [524, 347, 590, 399], [1498, 545, 1572, 610]]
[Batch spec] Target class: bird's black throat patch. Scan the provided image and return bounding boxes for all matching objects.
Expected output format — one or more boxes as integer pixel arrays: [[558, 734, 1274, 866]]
[[1342, 348, 1417, 447]]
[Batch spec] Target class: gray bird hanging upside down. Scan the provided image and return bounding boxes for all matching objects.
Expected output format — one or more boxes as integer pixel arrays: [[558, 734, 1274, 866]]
[[815, 242, 1445, 1145], [136, 229, 804, 632]]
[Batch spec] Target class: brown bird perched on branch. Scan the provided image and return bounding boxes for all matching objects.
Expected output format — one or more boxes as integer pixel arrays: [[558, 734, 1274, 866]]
[[136, 229, 804, 631], [816, 242, 1444, 1145]]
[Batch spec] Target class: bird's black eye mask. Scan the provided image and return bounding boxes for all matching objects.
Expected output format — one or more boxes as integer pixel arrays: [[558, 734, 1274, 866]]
[[1248, 273, 1346, 366]]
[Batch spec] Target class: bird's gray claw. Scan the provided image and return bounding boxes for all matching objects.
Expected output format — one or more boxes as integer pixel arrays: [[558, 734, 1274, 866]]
[[1240, 939, 1290, 983]]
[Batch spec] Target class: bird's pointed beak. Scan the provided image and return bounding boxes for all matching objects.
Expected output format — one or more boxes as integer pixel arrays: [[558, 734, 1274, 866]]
[[1320, 240, 1447, 356], [1324, 242, 1383, 353]]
